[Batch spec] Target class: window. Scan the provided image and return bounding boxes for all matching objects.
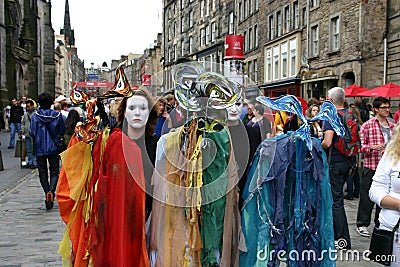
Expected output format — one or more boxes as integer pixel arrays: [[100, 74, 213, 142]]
[[239, 2, 243, 21], [244, 0, 247, 18], [249, 0, 253, 15], [254, 59, 258, 82], [254, 25, 258, 48], [174, 44, 177, 61], [206, 25, 210, 45], [290, 38, 296, 77], [201, 0, 205, 17], [212, 0, 216, 11], [174, 22, 177, 37], [266, 49, 272, 82], [331, 16, 340, 50], [189, 10, 194, 28], [249, 28, 253, 50], [277, 11, 282, 37], [181, 0, 185, 10], [273, 46, 279, 80], [206, 0, 210, 16], [255, 0, 258, 11], [229, 12, 234, 34], [181, 17, 185, 33], [310, 0, 319, 8], [211, 22, 216, 42], [200, 28, 205, 46], [284, 6, 290, 33], [244, 31, 247, 52], [269, 15, 274, 40], [168, 25, 171, 40], [293, 1, 299, 29], [281, 42, 288, 78], [248, 61, 253, 80], [181, 40, 185, 56], [311, 25, 319, 56], [189, 36, 193, 53], [302, 7, 307, 27]]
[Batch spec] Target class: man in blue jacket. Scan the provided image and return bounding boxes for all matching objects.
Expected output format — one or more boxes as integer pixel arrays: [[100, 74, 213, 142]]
[[30, 93, 66, 210]]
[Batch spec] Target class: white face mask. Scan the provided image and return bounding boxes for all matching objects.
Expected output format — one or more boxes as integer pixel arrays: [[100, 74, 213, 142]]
[[227, 100, 243, 121], [125, 95, 150, 129]]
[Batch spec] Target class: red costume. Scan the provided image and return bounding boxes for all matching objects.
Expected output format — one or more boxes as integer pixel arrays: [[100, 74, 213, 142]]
[[91, 128, 150, 267]]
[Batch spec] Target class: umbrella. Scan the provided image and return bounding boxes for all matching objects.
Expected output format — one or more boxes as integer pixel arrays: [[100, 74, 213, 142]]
[[344, 84, 369, 97], [356, 83, 400, 98]]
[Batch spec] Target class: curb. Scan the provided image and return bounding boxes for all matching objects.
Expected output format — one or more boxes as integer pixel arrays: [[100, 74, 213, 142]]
[[0, 170, 37, 200]]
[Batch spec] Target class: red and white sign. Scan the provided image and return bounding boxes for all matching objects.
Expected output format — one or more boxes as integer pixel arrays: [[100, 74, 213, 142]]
[[224, 35, 245, 60], [142, 74, 151, 86], [72, 81, 114, 88]]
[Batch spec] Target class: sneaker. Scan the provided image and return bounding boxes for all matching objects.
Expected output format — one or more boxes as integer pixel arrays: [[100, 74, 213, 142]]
[[22, 164, 31, 169], [7, 146, 14, 149], [30, 165, 37, 169], [356, 226, 370, 237], [45, 192, 54, 210]]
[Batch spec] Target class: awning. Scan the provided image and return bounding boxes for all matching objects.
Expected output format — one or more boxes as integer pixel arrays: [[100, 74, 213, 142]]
[[301, 75, 339, 84], [260, 77, 301, 89]]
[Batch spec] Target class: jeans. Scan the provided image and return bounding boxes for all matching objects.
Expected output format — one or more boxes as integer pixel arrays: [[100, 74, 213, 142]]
[[9, 122, 21, 147], [25, 137, 37, 165], [356, 167, 381, 227], [329, 160, 351, 248], [37, 154, 60, 194], [346, 167, 360, 198]]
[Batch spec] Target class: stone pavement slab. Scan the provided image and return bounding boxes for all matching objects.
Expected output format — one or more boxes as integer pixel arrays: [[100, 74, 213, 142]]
[[0, 171, 63, 266]]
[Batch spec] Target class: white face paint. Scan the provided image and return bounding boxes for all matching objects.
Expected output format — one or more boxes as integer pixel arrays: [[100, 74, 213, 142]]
[[125, 95, 150, 129], [227, 99, 243, 121]]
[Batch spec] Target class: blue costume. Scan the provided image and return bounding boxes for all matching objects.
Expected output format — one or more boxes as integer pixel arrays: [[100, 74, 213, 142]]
[[240, 96, 343, 267]]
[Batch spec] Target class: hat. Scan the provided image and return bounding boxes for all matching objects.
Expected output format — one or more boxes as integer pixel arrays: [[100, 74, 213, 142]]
[[55, 95, 67, 103]]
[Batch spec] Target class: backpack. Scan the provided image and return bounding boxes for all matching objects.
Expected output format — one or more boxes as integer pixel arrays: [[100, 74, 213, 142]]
[[333, 110, 361, 157]]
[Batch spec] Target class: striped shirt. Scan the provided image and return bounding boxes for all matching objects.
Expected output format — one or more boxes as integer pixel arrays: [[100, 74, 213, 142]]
[[360, 117, 396, 170]]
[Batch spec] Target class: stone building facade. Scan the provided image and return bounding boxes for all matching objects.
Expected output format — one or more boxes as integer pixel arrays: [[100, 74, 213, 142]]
[[162, 0, 235, 93], [0, 0, 55, 108], [238, 0, 398, 99]]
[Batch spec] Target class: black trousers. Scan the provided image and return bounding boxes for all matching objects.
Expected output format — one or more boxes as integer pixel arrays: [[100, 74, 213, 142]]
[[37, 154, 60, 194], [356, 167, 381, 227], [329, 160, 351, 249]]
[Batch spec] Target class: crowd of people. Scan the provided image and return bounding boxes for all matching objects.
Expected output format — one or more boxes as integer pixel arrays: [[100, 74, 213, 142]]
[[1, 82, 400, 266]]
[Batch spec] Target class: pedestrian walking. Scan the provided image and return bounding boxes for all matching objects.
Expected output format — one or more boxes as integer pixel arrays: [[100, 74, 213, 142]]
[[20, 99, 37, 169], [29, 93, 66, 210], [356, 96, 396, 237], [321, 87, 352, 249], [8, 98, 24, 149]]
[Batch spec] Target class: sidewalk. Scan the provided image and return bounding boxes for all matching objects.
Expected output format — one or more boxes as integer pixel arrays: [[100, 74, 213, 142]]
[[0, 171, 63, 266], [0, 170, 381, 266]]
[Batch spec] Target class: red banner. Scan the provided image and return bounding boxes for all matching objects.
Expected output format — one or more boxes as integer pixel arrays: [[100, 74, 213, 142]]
[[224, 35, 245, 60], [142, 74, 151, 86], [72, 81, 114, 88]]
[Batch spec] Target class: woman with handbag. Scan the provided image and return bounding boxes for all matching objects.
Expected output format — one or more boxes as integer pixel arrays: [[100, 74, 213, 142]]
[[369, 123, 400, 266]]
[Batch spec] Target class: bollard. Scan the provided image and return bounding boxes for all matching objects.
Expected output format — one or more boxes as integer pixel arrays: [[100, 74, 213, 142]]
[[0, 150, 4, 171]]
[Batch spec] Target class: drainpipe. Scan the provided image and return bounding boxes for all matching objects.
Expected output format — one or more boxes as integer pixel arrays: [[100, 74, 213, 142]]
[[383, 0, 389, 84], [384, 36, 387, 84]]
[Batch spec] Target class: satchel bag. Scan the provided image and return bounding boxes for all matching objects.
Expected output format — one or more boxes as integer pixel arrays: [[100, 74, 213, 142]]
[[368, 219, 400, 266]]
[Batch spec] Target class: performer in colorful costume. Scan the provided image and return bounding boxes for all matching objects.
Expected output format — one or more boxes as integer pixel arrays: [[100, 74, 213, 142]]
[[57, 62, 155, 266], [240, 95, 344, 267], [150, 61, 244, 266]]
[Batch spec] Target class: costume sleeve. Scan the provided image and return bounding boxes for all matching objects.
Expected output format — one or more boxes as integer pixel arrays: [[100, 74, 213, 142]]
[[369, 155, 391, 207]]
